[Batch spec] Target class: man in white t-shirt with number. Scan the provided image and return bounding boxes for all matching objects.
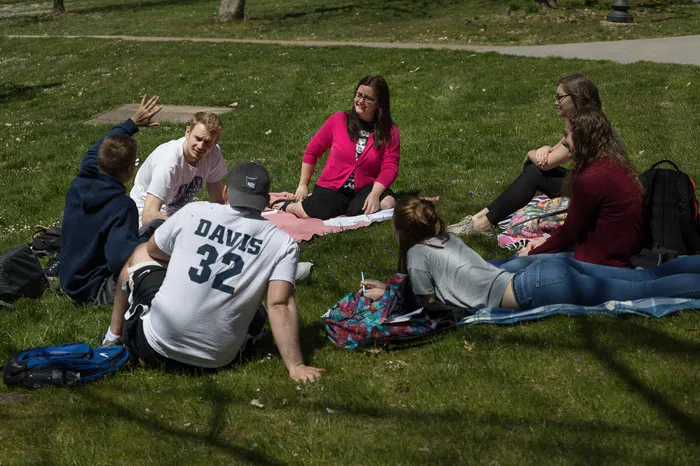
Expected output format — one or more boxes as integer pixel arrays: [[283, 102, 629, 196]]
[[130, 111, 227, 229], [104, 162, 323, 383]]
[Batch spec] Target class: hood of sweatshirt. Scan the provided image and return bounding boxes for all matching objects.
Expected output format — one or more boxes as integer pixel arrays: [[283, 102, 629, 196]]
[[75, 172, 127, 214]]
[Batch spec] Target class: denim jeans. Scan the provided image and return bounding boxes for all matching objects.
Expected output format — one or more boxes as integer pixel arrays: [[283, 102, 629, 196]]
[[513, 255, 700, 310], [490, 251, 574, 272]]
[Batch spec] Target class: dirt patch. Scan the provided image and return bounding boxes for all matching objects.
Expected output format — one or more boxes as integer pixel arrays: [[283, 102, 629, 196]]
[[0, 392, 31, 405]]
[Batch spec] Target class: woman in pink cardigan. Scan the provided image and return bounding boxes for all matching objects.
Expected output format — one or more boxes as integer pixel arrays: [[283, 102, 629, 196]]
[[279, 75, 400, 220]]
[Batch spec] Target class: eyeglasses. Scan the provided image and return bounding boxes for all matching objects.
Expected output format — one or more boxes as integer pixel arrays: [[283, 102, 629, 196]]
[[354, 92, 376, 103], [555, 93, 571, 103]]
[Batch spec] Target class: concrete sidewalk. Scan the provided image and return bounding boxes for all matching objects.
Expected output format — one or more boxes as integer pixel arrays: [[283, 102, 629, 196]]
[[8, 34, 700, 66], [479, 35, 700, 66]]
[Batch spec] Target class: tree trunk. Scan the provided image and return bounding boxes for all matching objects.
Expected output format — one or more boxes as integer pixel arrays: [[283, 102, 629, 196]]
[[52, 0, 65, 14], [219, 0, 245, 22]]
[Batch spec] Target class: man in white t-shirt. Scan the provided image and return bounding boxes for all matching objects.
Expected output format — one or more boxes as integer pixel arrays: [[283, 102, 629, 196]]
[[130, 111, 227, 228], [104, 162, 324, 383], [130, 111, 314, 281]]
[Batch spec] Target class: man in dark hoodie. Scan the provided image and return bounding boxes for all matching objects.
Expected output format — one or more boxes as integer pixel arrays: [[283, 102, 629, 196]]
[[60, 95, 163, 304]]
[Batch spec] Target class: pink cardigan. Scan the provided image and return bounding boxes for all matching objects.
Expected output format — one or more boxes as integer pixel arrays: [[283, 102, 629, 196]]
[[302, 112, 400, 192]]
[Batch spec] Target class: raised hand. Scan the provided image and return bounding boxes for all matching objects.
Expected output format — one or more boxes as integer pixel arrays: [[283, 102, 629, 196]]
[[131, 94, 164, 128]]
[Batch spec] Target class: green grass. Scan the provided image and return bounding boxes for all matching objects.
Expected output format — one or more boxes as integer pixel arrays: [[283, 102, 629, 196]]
[[1, 36, 700, 464], [1, 0, 699, 45]]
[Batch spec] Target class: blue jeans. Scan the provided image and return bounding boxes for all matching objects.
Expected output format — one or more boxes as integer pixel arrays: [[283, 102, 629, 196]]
[[489, 252, 574, 272], [513, 256, 700, 310]]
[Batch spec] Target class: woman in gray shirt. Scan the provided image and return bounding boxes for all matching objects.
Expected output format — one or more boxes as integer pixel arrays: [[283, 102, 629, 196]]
[[363, 197, 700, 311]]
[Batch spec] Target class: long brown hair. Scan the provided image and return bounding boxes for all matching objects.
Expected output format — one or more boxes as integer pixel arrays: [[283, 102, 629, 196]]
[[346, 75, 394, 148], [392, 197, 447, 273], [558, 74, 602, 111], [562, 107, 641, 196]]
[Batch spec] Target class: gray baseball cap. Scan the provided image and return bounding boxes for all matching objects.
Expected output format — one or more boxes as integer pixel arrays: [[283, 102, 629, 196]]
[[226, 161, 270, 211]]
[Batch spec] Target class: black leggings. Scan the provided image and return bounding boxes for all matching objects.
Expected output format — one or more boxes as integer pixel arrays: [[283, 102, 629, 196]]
[[486, 161, 568, 225]]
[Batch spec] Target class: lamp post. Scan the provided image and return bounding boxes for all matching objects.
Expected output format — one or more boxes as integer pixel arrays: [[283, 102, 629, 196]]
[[607, 0, 633, 23]]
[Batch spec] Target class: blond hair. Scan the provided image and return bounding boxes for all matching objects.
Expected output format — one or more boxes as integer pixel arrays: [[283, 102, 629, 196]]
[[188, 112, 223, 134]]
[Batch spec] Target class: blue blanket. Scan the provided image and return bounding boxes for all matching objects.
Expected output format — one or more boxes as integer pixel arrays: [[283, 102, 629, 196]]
[[458, 298, 700, 327]]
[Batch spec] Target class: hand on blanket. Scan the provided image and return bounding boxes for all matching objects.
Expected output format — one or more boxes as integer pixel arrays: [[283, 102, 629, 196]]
[[295, 184, 309, 203], [518, 237, 547, 256], [363, 193, 381, 215], [360, 279, 386, 300]]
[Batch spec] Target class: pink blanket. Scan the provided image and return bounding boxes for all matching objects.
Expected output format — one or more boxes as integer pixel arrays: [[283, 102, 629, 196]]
[[263, 192, 369, 242]]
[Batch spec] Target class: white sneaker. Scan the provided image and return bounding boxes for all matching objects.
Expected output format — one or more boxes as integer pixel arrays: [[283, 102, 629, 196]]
[[447, 215, 473, 233], [446, 216, 495, 237], [295, 262, 313, 283], [100, 329, 122, 347]]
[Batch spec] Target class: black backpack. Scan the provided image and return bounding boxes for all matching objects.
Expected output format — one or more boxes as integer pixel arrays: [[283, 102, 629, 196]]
[[638, 160, 700, 256], [0, 246, 47, 308]]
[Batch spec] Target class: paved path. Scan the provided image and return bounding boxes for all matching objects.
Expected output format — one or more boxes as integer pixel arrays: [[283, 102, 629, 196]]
[[86, 104, 233, 125], [8, 34, 700, 66]]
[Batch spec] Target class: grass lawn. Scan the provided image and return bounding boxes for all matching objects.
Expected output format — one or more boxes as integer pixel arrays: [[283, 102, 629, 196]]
[[1, 0, 700, 45], [1, 35, 700, 464]]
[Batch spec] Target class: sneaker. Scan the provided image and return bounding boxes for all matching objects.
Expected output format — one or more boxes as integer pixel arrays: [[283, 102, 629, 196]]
[[43, 254, 60, 278], [295, 262, 313, 283], [100, 329, 122, 347], [447, 215, 473, 232], [447, 216, 495, 237]]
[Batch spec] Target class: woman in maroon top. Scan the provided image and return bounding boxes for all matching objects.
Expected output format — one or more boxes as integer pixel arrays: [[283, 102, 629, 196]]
[[279, 75, 401, 220], [516, 107, 644, 267]]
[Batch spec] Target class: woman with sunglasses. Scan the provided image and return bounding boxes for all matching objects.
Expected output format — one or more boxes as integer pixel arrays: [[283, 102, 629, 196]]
[[448, 74, 625, 236], [278, 75, 400, 220]]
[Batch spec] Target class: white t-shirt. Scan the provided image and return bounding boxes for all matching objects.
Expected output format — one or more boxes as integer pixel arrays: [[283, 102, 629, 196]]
[[142, 202, 299, 368], [130, 137, 227, 225]]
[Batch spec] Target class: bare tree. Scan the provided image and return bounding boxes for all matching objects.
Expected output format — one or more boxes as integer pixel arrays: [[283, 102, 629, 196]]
[[53, 0, 65, 14], [219, 0, 245, 21]]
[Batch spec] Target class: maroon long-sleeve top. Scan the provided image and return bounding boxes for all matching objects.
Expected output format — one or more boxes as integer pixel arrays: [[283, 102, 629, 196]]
[[531, 157, 644, 267]]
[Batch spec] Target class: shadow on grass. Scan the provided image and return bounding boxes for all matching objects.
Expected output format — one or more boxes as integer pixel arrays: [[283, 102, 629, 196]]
[[463, 316, 700, 445], [303, 400, 682, 463], [17, 0, 204, 24], [468, 315, 700, 356], [254, 0, 469, 21], [299, 321, 329, 360], [576, 318, 700, 446], [78, 387, 279, 464], [1, 82, 62, 103], [63, 378, 682, 465], [230, 319, 327, 367]]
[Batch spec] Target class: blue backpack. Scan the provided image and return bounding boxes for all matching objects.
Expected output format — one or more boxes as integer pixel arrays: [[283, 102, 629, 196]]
[[2, 342, 130, 388]]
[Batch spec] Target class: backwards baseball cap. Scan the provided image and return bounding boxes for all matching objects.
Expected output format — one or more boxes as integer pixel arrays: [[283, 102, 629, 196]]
[[226, 161, 271, 211]]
